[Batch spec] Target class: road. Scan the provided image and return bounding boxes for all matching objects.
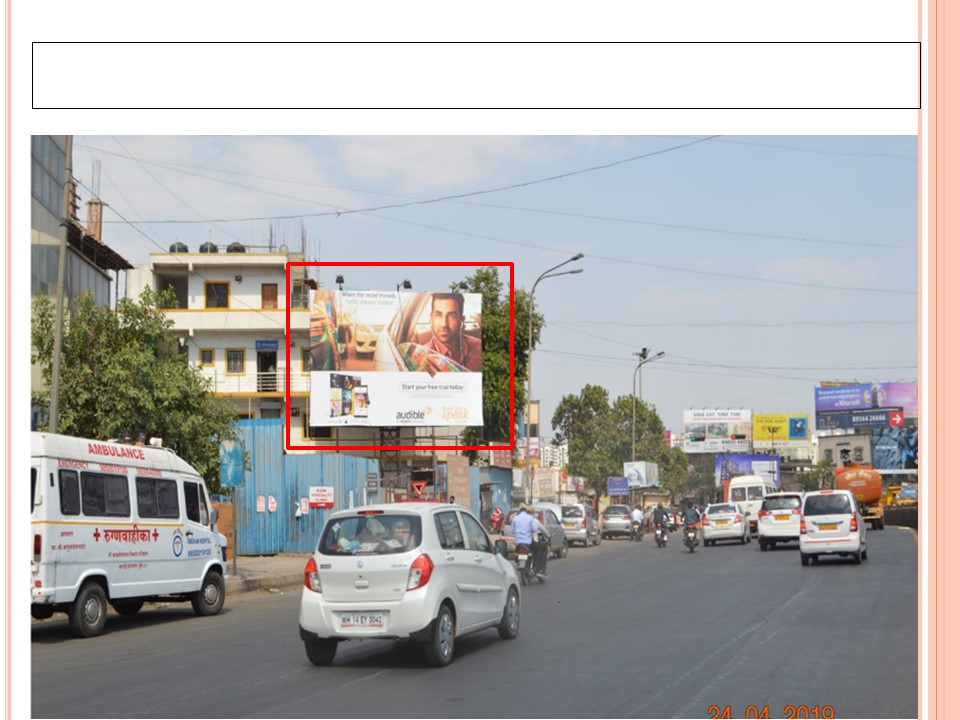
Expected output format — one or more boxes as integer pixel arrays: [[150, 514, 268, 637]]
[[31, 527, 918, 719]]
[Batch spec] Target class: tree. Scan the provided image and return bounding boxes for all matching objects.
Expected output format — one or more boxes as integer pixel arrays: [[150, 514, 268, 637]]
[[32, 288, 239, 490], [801, 458, 837, 492], [455, 268, 544, 453]]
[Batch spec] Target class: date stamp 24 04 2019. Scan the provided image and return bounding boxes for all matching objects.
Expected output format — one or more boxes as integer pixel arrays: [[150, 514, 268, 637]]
[[707, 705, 836, 719]]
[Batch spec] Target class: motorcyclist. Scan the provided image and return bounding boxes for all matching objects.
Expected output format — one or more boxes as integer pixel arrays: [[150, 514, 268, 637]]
[[682, 501, 702, 529], [652, 502, 669, 534], [630, 505, 644, 539], [512, 504, 550, 578]]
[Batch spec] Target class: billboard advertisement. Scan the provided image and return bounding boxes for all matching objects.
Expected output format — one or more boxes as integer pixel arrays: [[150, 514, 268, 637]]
[[607, 476, 629, 496], [871, 427, 919, 471], [715, 453, 781, 487], [816, 407, 905, 430], [682, 409, 753, 453], [814, 382, 917, 418], [752, 414, 810, 448], [623, 460, 660, 488], [309, 289, 483, 427]]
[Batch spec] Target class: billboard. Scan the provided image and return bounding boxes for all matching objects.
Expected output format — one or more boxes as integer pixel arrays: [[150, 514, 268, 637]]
[[752, 414, 810, 448], [309, 289, 483, 427], [682, 409, 753, 453], [814, 382, 917, 417], [623, 460, 660, 488], [715, 453, 781, 487], [607, 476, 629, 496], [816, 407, 905, 430]]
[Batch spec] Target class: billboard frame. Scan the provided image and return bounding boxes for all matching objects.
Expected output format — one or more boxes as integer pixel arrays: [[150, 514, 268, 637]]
[[285, 261, 514, 452]]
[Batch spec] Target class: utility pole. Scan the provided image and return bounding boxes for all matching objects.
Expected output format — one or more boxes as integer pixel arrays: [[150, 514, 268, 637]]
[[49, 135, 73, 434]]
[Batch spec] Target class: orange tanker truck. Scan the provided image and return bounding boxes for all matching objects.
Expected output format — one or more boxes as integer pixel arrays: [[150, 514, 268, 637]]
[[834, 464, 885, 530]]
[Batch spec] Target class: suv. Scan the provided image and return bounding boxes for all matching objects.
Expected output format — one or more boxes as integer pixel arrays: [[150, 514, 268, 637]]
[[600, 505, 632, 539], [799, 489, 868, 566], [561, 503, 601, 547], [757, 491, 804, 551]]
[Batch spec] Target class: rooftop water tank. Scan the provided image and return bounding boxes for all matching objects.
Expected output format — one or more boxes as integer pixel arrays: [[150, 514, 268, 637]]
[[227, 242, 247, 253], [199, 242, 219, 253], [169, 242, 188, 253]]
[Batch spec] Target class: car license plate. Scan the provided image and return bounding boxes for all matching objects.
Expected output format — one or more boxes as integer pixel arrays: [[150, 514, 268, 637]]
[[563, 521, 576, 528], [716, 519, 729, 525], [339, 612, 384, 629], [818, 523, 839, 531], [774, 515, 790, 521]]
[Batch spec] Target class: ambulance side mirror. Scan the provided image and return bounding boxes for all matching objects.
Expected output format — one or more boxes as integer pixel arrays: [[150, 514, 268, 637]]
[[210, 507, 219, 530]]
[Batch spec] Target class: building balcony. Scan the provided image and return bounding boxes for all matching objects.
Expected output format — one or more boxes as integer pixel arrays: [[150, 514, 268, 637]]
[[202, 369, 311, 395]]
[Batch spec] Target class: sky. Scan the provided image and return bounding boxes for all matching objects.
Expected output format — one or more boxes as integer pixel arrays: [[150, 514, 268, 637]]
[[69, 135, 919, 439]]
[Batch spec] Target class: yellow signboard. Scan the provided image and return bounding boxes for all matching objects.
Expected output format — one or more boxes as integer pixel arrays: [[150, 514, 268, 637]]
[[752, 414, 810, 444]]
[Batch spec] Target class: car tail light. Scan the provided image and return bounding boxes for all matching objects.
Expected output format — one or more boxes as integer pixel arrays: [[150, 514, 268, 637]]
[[850, 516, 858, 532], [358, 509, 384, 515], [34, 534, 42, 562], [406, 553, 434, 591], [304, 557, 322, 593], [734, 515, 742, 524], [758, 509, 769, 517], [580, 519, 586, 529], [702, 518, 710, 526], [800, 518, 807, 534], [792, 508, 801, 515]]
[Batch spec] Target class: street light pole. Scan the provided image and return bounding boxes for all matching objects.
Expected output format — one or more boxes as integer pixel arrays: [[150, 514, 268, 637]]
[[525, 253, 584, 502], [632, 349, 666, 462]]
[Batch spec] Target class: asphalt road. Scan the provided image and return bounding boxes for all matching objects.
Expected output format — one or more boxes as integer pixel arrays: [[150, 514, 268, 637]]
[[30, 527, 918, 719]]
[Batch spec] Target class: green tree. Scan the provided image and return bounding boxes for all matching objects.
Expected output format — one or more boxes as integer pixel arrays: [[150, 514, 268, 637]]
[[32, 288, 239, 490], [455, 268, 544, 453], [801, 458, 837, 492]]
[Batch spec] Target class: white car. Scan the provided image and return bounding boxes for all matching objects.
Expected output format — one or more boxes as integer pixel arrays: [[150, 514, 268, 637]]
[[799, 489, 868, 566], [299, 502, 521, 667], [701, 502, 751, 546], [757, 491, 804, 551]]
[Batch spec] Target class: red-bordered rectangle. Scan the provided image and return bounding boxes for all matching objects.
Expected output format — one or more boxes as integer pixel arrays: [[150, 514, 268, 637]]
[[285, 261, 514, 452]]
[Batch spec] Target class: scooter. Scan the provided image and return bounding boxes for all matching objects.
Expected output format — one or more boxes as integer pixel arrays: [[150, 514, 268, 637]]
[[488, 507, 504, 534], [683, 521, 700, 553], [515, 533, 548, 585], [654, 521, 668, 548], [631, 519, 644, 542]]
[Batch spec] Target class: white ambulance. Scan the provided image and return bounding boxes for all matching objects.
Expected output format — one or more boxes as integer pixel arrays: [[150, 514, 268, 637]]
[[31, 432, 229, 637]]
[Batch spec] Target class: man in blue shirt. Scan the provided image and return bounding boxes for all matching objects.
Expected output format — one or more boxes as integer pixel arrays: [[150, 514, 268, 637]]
[[511, 504, 550, 577]]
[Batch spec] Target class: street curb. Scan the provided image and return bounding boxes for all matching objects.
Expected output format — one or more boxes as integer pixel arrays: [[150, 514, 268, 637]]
[[225, 574, 303, 596]]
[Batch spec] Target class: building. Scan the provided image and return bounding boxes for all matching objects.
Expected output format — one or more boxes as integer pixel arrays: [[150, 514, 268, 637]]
[[540, 441, 568, 469]]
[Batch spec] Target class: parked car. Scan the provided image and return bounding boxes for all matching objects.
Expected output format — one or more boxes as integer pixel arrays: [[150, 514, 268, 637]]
[[799, 489, 868, 566], [299, 502, 520, 667], [757, 491, 804, 550], [561, 503, 601, 547], [353, 322, 384, 357], [501, 506, 569, 559], [600, 504, 632, 539], [701, 502, 751, 546]]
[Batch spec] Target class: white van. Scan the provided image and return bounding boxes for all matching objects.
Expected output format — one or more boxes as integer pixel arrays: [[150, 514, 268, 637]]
[[31, 432, 228, 637], [726, 475, 778, 535]]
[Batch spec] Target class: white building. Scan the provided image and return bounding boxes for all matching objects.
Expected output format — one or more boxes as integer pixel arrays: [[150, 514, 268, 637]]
[[540, 441, 568, 469]]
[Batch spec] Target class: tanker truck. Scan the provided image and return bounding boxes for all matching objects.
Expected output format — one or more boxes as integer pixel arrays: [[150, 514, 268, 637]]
[[834, 464, 885, 530]]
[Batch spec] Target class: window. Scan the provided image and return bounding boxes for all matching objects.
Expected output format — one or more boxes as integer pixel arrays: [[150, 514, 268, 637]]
[[262, 283, 278, 309], [205, 282, 229, 309], [854, 447, 864, 462], [59, 470, 81, 515], [226, 349, 245, 374], [183, 481, 208, 524], [31, 468, 38, 510], [303, 413, 334, 440], [747, 486, 765, 501], [81, 472, 130, 517], [461, 512, 492, 552], [730, 487, 746, 502], [136, 478, 180, 518], [804, 494, 853, 516], [435, 511, 465, 549], [301, 348, 312, 374], [317, 515, 423, 556], [824, 449, 834, 463], [200, 349, 215, 366]]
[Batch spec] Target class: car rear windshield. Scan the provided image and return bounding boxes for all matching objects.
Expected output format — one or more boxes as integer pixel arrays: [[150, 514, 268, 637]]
[[604, 506, 630, 515], [707, 504, 737, 515], [562, 506, 584, 518], [319, 514, 422, 555], [763, 496, 802, 511], [804, 494, 853, 516]]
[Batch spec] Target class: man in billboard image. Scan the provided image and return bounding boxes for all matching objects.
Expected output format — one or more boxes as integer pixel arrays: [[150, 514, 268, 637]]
[[424, 293, 482, 372]]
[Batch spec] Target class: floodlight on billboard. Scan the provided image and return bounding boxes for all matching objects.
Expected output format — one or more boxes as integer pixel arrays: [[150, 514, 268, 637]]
[[308, 289, 484, 427]]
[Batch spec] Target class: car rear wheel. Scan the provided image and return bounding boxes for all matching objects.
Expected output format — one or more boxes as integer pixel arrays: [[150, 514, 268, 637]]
[[760, 539, 768, 551], [424, 605, 455, 667], [497, 588, 520, 639], [304, 638, 338, 666], [800, 552, 811, 566], [556, 540, 569, 559]]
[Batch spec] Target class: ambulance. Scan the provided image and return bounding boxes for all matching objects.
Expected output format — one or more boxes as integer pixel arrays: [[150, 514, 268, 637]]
[[30, 432, 228, 637]]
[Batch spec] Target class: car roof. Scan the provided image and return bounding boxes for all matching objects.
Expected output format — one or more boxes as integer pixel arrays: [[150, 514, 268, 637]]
[[327, 502, 460, 518]]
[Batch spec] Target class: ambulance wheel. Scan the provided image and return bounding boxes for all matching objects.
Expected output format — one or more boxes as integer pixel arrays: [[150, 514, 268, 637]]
[[69, 582, 108, 637], [191, 570, 225, 616]]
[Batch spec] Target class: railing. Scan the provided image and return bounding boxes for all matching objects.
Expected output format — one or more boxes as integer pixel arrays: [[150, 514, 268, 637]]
[[201, 369, 312, 394]]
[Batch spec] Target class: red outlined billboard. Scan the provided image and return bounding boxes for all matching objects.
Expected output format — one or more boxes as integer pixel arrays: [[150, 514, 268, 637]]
[[285, 262, 514, 452]]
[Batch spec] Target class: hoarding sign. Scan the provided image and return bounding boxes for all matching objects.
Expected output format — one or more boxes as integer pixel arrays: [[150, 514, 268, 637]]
[[816, 407, 903, 430], [219, 439, 245, 487], [309, 486, 334, 508], [814, 382, 917, 418], [607, 476, 629, 495], [715, 454, 781, 487], [752, 414, 809, 447], [623, 460, 660, 488], [309, 288, 483, 427], [682, 409, 753, 453]]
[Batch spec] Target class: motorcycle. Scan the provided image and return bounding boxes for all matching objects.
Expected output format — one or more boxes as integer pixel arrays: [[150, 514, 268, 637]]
[[654, 521, 668, 548], [488, 507, 504, 534], [631, 519, 644, 542], [515, 533, 548, 585], [683, 521, 700, 553]]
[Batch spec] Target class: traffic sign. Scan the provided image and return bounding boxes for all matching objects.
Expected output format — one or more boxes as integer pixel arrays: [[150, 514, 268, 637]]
[[412, 481, 428, 496]]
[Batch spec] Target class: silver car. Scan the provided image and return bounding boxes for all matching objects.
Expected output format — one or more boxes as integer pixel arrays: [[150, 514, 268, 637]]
[[600, 505, 632, 539], [561, 503, 601, 546], [501, 506, 569, 559]]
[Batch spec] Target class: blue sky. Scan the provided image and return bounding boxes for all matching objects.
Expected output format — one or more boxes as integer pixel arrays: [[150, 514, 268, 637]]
[[72, 135, 919, 438]]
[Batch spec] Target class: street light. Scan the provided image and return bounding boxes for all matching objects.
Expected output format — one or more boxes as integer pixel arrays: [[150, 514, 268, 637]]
[[397, 279, 412, 292], [525, 253, 585, 502], [335, 274, 345, 291], [632, 348, 666, 461]]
